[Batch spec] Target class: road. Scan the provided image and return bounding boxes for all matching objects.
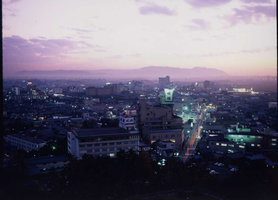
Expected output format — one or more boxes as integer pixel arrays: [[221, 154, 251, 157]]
[[180, 109, 207, 162]]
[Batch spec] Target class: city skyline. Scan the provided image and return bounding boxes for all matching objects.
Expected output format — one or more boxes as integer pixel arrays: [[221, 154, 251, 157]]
[[3, 0, 277, 77]]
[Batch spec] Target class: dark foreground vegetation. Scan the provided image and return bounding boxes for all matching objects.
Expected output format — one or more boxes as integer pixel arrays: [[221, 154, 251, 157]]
[[1, 149, 278, 200]]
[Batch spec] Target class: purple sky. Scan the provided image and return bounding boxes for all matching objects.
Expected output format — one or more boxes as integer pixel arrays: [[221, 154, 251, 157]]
[[2, 0, 277, 77]]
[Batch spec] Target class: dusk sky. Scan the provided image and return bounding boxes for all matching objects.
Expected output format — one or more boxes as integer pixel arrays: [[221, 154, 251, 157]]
[[2, 0, 277, 77]]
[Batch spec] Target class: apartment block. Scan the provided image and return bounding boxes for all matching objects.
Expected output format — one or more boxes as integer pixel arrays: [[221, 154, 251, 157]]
[[68, 127, 140, 159]]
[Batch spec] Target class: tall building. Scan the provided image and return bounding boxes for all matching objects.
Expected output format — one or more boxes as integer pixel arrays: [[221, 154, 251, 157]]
[[159, 76, 170, 89], [137, 99, 184, 149], [203, 80, 214, 90], [15, 87, 20, 95]]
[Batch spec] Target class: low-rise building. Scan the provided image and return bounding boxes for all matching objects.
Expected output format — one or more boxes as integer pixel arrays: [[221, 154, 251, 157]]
[[24, 155, 70, 175], [68, 127, 140, 159], [4, 134, 46, 151]]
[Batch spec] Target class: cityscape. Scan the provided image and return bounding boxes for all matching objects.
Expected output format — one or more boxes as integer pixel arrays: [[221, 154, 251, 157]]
[[2, 0, 277, 200]]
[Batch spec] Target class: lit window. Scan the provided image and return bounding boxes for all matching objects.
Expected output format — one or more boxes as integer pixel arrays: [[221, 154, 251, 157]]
[[221, 143, 227, 146], [239, 145, 245, 148], [251, 144, 255, 147], [257, 144, 260, 147], [271, 143, 276, 146], [271, 139, 277, 142], [216, 143, 219, 146], [228, 144, 234, 147]]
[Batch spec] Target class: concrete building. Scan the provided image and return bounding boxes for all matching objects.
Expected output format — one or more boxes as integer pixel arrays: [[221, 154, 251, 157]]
[[159, 76, 170, 89], [119, 116, 138, 132], [67, 127, 140, 159], [138, 99, 184, 149], [86, 84, 121, 96], [4, 134, 46, 151]]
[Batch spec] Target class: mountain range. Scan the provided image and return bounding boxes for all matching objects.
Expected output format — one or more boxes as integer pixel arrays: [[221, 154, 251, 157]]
[[15, 66, 228, 79]]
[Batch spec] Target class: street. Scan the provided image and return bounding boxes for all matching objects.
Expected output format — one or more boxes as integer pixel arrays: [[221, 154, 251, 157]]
[[180, 109, 207, 162]]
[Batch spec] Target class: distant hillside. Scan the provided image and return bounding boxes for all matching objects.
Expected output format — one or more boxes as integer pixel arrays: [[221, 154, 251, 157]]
[[15, 66, 228, 79]]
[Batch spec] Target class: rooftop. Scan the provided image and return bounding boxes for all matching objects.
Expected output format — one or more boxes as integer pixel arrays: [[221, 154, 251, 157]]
[[73, 127, 131, 138], [24, 155, 69, 165], [7, 134, 46, 144]]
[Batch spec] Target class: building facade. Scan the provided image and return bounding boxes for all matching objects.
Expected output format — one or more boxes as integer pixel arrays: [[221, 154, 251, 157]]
[[67, 128, 140, 159], [138, 99, 184, 149], [4, 134, 46, 151]]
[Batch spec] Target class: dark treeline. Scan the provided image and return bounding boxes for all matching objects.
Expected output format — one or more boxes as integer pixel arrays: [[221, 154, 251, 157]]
[[1, 150, 278, 200]]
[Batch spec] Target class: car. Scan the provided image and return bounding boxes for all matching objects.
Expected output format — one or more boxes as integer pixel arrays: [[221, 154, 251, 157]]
[[230, 168, 238, 172], [218, 163, 224, 167], [210, 170, 219, 175], [214, 162, 219, 166]]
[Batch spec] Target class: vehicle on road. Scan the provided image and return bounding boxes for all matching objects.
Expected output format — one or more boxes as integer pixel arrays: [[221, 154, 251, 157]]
[[218, 163, 224, 167], [210, 170, 219, 175], [230, 168, 238, 172]]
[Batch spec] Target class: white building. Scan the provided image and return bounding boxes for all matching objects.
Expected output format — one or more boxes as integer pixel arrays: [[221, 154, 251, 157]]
[[15, 87, 20, 95], [4, 134, 46, 151], [119, 116, 138, 132], [68, 127, 140, 160]]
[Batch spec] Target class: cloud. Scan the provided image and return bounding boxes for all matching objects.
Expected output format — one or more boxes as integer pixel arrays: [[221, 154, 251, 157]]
[[195, 47, 275, 57], [108, 55, 122, 59], [223, 5, 276, 26], [128, 53, 141, 57], [184, 19, 211, 30], [60, 26, 94, 34], [139, 3, 177, 16], [241, 0, 272, 4], [185, 0, 232, 8], [3, 36, 98, 75], [2, 0, 21, 5]]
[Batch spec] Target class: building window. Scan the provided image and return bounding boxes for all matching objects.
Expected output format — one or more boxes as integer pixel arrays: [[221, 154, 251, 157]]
[[239, 145, 245, 148], [153, 136, 156, 139], [102, 143, 107, 146], [228, 144, 234, 147], [95, 144, 100, 146], [109, 143, 114, 145], [221, 143, 227, 146], [116, 142, 121, 145], [79, 145, 85, 148], [87, 144, 93, 147], [271, 139, 277, 142], [87, 150, 92, 153], [171, 134, 175, 137], [95, 149, 100, 152], [216, 143, 219, 146]]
